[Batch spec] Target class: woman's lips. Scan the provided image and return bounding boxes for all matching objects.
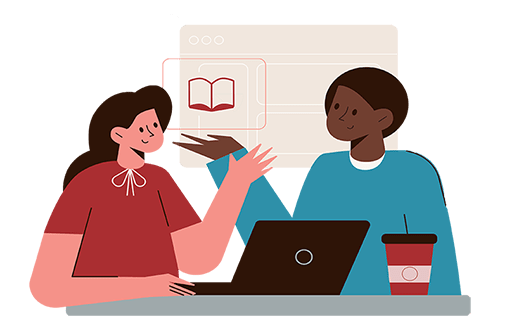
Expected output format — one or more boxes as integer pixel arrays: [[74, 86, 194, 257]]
[[347, 125, 355, 130], [141, 139, 149, 144]]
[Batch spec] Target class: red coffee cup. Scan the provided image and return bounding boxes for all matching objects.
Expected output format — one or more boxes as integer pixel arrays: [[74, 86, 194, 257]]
[[382, 234, 437, 295]]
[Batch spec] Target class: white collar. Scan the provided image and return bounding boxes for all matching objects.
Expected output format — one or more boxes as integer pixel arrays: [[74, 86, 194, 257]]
[[349, 153, 385, 170]]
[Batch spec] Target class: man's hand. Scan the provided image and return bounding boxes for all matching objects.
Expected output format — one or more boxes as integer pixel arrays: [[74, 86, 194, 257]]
[[173, 133, 245, 160]]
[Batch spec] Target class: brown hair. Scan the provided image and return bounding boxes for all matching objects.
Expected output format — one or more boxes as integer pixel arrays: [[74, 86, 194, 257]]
[[324, 67, 408, 138], [63, 85, 172, 190]]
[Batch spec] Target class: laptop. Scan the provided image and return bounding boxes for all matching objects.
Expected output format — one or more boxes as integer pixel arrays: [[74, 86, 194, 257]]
[[179, 220, 370, 295]]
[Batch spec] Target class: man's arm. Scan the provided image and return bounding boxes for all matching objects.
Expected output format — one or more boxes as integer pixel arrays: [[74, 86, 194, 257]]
[[404, 152, 461, 295]]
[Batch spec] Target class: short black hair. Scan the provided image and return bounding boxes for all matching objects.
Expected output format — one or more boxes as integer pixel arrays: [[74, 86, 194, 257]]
[[324, 67, 408, 138]]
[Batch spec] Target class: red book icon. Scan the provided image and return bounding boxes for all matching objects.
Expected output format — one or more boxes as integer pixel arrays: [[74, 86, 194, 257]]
[[188, 77, 235, 112]]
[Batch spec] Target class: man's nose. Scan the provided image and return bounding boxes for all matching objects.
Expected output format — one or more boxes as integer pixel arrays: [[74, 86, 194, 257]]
[[338, 106, 349, 121], [146, 125, 155, 137]]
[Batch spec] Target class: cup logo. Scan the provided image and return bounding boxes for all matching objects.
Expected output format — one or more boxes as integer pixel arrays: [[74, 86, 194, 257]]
[[402, 267, 418, 281]]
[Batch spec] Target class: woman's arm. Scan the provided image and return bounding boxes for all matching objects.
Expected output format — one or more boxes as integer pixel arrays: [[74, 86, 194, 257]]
[[206, 148, 291, 243], [171, 145, 276, 275], [174, 135, 291, 244], [30, 233, 194, 308]]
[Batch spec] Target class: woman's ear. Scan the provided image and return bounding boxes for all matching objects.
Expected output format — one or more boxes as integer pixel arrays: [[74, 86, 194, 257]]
[[375, 108, 394, 131], [110, 127, 126, 145]]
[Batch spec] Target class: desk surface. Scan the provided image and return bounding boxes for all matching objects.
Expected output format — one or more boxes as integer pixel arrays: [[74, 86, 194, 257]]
[[66, 295, 470, 316]]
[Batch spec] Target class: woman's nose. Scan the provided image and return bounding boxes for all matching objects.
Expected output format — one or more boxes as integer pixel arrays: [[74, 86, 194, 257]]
[[146, 125, 155, 137]]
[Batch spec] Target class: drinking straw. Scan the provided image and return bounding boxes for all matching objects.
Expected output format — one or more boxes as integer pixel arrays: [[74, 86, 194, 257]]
[[404, 214, 409, 234]]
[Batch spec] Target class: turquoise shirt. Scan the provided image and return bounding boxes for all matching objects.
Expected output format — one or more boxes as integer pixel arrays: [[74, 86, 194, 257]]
[[207, 149, 461, 295]]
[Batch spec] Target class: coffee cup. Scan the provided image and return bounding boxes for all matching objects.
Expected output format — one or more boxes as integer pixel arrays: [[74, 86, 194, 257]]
[[382, 233, 437, 295]]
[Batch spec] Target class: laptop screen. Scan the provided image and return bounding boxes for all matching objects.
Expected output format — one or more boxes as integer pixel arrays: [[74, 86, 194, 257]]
[[231, 220, 370, 295]]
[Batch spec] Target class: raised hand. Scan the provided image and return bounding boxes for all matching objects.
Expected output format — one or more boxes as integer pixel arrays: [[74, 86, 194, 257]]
[[173, 133, 245, 160], [226, 144, 276, 185]]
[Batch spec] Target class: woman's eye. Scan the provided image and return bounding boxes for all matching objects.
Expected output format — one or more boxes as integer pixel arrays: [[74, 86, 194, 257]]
[[352, 109, 357, 116], [334, 103, 340, 110], [153, 122, 158, 128], [139, 127, 144, 133]]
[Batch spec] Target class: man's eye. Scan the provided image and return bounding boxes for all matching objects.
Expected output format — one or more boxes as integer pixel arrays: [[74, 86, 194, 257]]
[[334, 103, 340, 110], [352, 109, 357, 116], [153, 122, 158, 128], [139, 127, 144, 133]]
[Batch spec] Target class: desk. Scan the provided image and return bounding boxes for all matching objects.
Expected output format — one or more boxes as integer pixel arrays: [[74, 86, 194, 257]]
[[66, 295, 470, 316]]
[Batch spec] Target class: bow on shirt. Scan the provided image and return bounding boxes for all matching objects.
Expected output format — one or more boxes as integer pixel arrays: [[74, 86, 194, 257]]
[[111, 169, 147, 196]]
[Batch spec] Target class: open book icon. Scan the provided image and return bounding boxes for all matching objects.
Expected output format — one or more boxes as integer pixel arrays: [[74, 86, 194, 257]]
[[188, 77, 235, 112]]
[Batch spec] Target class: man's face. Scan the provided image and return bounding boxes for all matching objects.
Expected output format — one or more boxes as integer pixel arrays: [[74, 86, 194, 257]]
[[326, 86, 391, 142]]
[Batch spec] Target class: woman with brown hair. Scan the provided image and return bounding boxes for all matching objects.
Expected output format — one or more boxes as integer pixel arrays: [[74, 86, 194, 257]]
[[30, 85, 275, 307]]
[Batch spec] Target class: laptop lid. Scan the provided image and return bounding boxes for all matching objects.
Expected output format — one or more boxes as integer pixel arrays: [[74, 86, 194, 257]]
[[229, 220, 370, 295]]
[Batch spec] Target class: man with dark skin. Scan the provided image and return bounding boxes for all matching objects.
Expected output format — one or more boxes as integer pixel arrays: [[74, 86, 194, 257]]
[[175, 67, 460, 295], [327, 85, 393, 162]]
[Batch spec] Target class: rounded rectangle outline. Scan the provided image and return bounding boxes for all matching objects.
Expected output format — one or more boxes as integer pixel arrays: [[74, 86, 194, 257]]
[[162, 57, 267, 131]]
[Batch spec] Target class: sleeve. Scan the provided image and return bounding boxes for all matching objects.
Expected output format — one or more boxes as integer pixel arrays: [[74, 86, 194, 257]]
[[44, 171, 93, 234], [293, 155, 328, 220], [157, 169, 202, 233], [206, 148, 291, 244], [404, 153, 461, 295]]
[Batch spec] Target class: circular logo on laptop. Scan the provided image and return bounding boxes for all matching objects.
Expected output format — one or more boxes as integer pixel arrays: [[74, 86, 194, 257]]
[[295, 249, 313, 266]]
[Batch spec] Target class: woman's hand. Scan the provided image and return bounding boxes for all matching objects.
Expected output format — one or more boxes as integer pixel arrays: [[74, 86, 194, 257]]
[[171, 144, 276, 276], [226, 144, 276, 186], [146, 274, 195, 297]]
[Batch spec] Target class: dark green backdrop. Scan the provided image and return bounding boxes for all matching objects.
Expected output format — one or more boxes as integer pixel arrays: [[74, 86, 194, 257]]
[[0, 0, 507, 335]]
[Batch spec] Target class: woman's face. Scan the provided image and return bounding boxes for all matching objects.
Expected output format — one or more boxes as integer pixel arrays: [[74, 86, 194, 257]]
[[111, 108, 164, 153]]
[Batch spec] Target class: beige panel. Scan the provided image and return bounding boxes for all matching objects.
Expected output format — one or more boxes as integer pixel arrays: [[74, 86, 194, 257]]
[[178, 25, 398, 167]]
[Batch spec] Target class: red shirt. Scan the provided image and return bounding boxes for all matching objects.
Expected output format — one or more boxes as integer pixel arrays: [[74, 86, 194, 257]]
[[44, 161, 201, 277]]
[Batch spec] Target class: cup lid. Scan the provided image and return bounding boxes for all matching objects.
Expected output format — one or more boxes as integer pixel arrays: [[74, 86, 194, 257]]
[[381, 233, 437, 244]]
